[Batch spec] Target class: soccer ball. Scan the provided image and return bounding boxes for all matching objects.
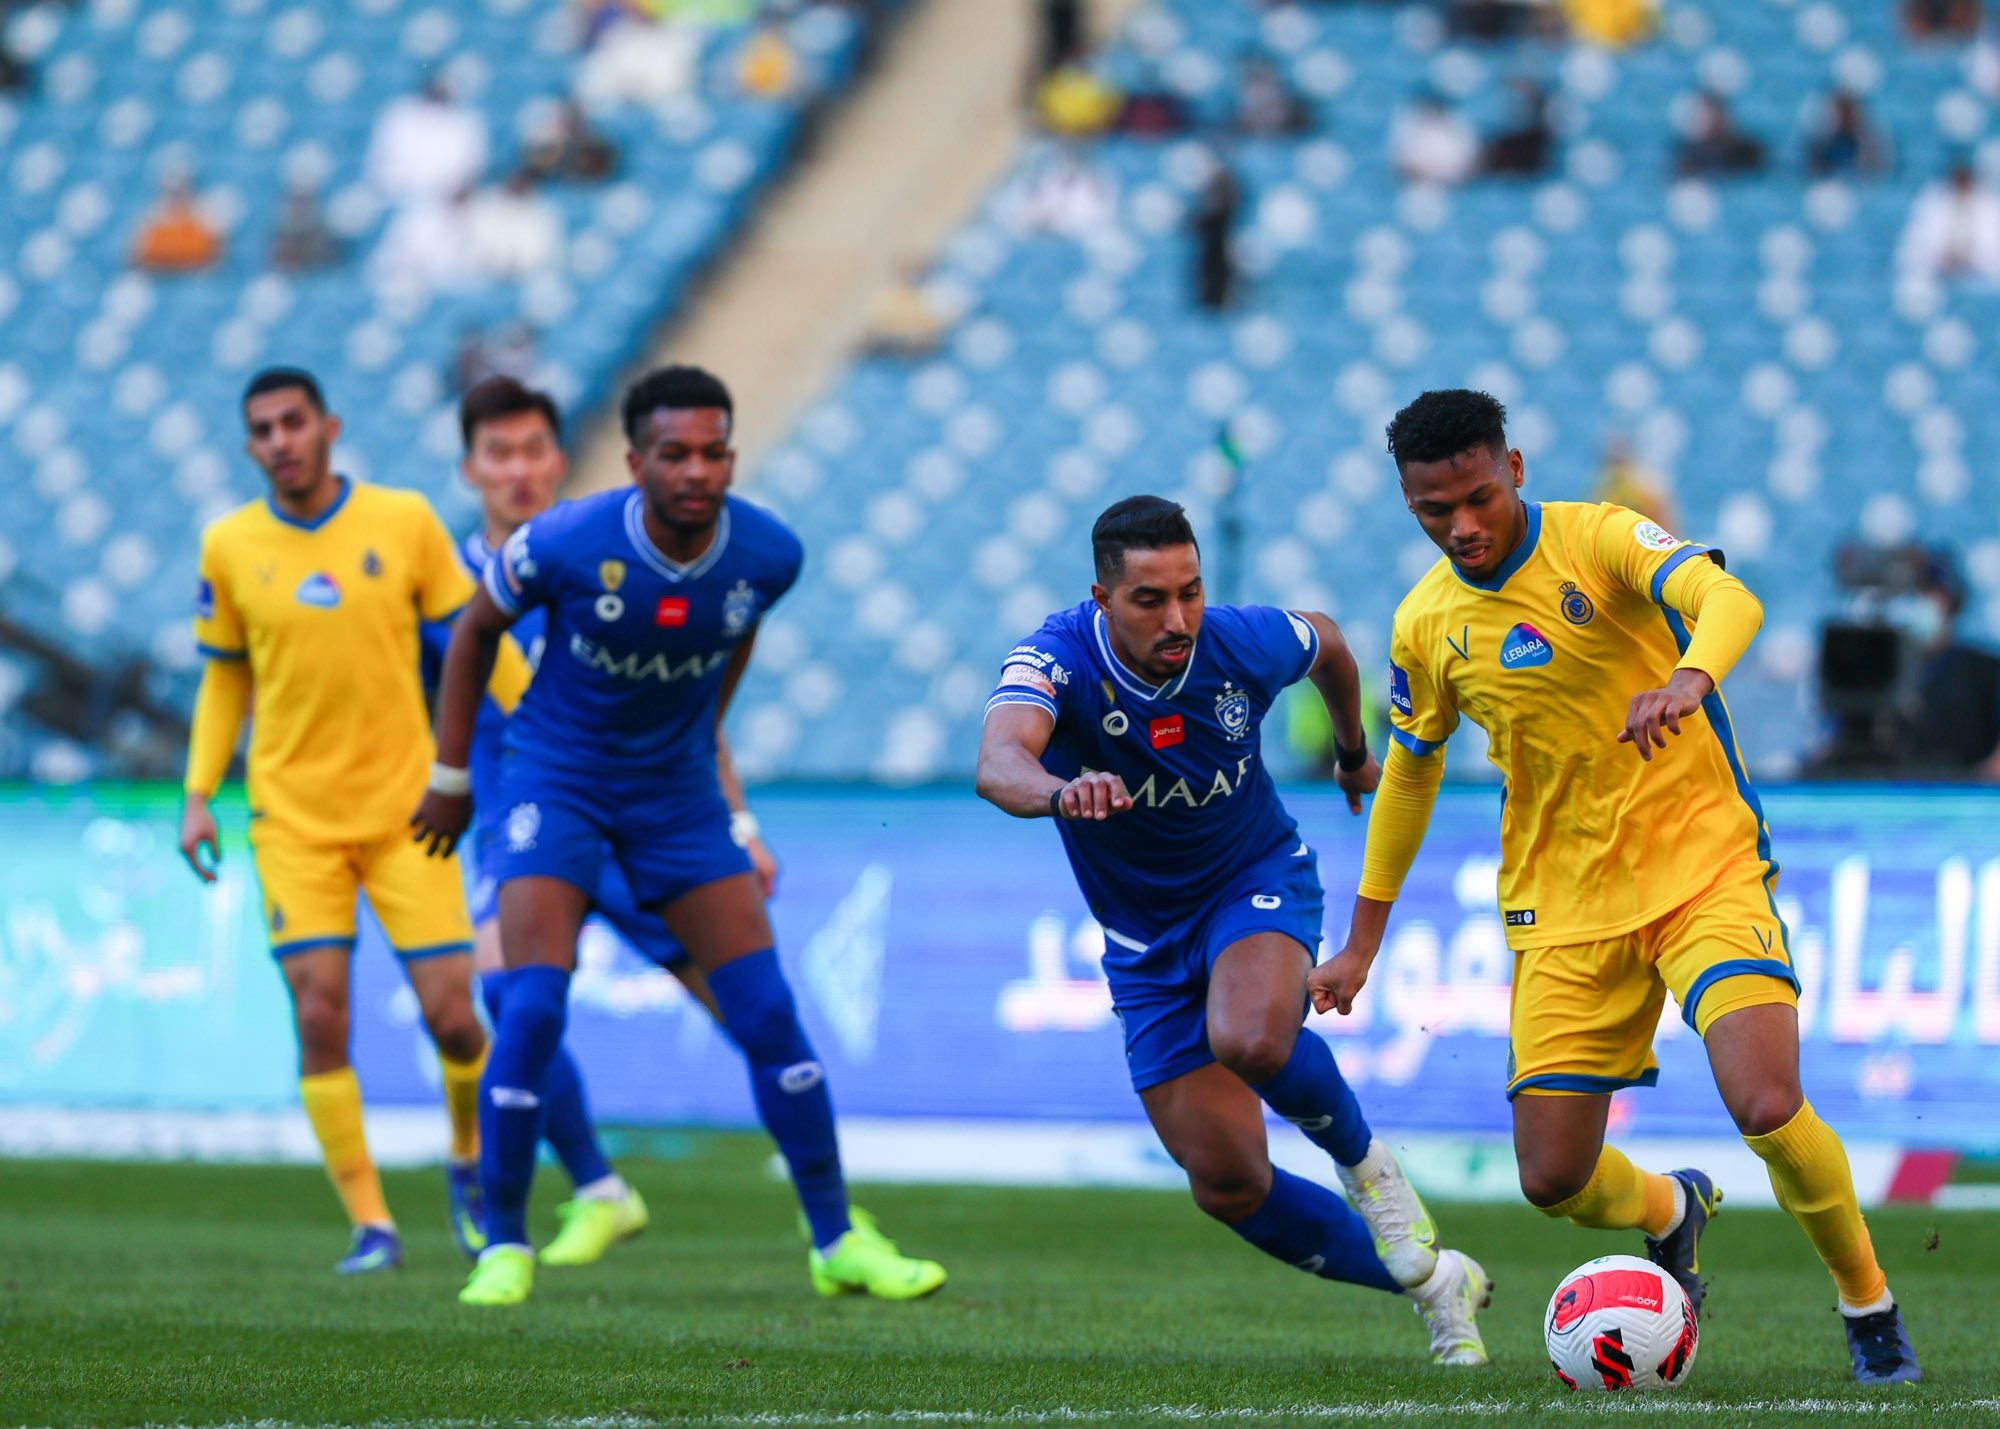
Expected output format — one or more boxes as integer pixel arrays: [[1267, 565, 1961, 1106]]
[[1544, 1254, 1698, 1392]]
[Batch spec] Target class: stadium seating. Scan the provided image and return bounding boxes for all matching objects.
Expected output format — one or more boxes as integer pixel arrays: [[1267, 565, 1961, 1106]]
[[0, 0, 884, 775], [727, 0, 2000, 784]]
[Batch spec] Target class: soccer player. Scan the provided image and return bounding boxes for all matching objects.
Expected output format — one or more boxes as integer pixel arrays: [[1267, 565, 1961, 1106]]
[[413, 364, 946, 1307], [976, 495, 1491, 1367], [178, 367, 528, 1273], [435, 376, 731, 1266], [1311, 389, 1920, 1384]]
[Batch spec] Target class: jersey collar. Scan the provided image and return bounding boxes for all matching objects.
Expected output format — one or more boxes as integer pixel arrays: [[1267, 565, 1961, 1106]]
[[1451, 500, 1542, 593], [1093, 606, 1196, 702], [624, 490, 730, 583], [266, 476, 351, 532]]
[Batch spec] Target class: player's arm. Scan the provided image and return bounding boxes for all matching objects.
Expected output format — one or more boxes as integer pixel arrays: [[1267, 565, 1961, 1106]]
[[412, 581, 519, 856], [180, 658, 250, 884], [1598, 512, 1764, 760], [1296, 610, 1379, 814], [977, 704, 1129, 820], [713, 626, 777, 898]]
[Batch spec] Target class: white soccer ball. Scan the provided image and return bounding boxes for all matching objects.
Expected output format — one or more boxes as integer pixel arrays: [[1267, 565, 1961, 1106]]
[[1544, 1254, 1699, 1392]]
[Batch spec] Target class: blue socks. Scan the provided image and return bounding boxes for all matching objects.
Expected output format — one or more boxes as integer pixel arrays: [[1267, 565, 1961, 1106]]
[[707, 948, 851, 1251], [1232, 1167, 1402, 1293], [1251, 1028, 1372, 1167], [480, 972, 611, 1194], [479, 964, 571, 1249]]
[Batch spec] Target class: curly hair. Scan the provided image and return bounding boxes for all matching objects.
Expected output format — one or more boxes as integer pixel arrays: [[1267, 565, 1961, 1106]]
[[1385, 389, 1507, 471], [622, 364, 733, 448]]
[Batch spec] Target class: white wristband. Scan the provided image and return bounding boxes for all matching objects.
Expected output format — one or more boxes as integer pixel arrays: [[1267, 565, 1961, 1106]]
[[729, 809, 761, 848], [428, 762, 471, 797]]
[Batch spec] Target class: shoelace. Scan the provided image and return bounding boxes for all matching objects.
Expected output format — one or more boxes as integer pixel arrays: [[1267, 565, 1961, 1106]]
[[1849, 1310, 1905, 1373]]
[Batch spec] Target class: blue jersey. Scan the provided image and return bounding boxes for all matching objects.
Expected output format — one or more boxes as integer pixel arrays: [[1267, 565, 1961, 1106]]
[[486, 490, 802, 788], [988, 600, 1321, 940]]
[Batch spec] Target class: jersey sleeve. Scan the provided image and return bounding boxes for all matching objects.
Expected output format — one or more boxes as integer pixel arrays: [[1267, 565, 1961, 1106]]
[[485, 517, 554, 617], [192, 529, 246, 660], [1386, 614, 1457, 757], [411, 498, 477, 622], [984, 625, 1084, 725], [1234, 605, 1321, 701], [1588, 503, 1722, 606]]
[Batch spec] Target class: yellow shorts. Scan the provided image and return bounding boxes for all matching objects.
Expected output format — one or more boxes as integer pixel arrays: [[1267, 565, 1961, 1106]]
[[248, 823, 473, 961], [1506, 861, 1799, 1099]]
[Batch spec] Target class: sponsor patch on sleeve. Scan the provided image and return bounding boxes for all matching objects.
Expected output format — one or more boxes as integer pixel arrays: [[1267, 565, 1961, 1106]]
[[1632, 521, 1679, 552], [1000, 662, 1057, 698], [195, 578, 215, 621], [1388, 661, 1413, 717]]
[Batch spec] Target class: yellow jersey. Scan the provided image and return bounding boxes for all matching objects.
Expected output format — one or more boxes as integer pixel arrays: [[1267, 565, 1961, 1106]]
[[1380, 500, 1769, 950], [193, 480, 475, 843]]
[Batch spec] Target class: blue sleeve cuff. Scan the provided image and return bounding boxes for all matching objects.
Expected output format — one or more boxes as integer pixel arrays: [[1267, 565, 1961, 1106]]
[[984, 691, 1059, 720], [1389, 726, 1444, 757], [1650, 543, 1715, 605], [197, 642, 247, 661], [483, 562, 521, 616]]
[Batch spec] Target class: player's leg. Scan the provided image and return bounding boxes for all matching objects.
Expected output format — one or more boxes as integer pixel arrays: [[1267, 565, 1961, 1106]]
[[362, 832, 488, 1254], [663, 869, 943, 1298], [1207, 930, 1437, 1287]]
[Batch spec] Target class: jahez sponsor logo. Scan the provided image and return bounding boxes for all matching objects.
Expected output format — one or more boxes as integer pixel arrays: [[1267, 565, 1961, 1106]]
[[655, 597, 689, 627], [1149, 716, 1184, 749]]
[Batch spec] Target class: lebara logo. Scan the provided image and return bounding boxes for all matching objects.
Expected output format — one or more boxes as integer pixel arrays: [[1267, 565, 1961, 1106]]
[[1500, 623, 1553, 669], [294, 572, 341, 608]]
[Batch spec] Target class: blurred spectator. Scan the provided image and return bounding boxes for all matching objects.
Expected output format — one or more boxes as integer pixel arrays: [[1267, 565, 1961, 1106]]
[[467, 172, 565, 281], [1391, 93, 1477, 187], [132, 171, 223, 273], [1481, 80, 1555, 178], [1035, 59, 1122, 137], [270, 177, 341, 272], [1805, 90, 1888, 178], [1905, 0, 1982, 41], [1115, 61, 1193, 137], [738, 20, 799, 99], [1234, 56, 1311, 138], [1896, 161, 2000, 283], [371, 190, 474, 294], [1563, 0, 1656, 47], [1592, 438, 1679, 536], [1189, 154, 1241, 311], [1674, 92, 1766, 178], [1971, 19, 2000, 98], [524, 101, 619, 183], [1005, 143, 1117, 240], [1038, 0, 1084, 79], [0, 21, 30, 93], [575, 6, 701, 109], [1904, 555, 2000, 778], [1448, 0, 1561, 42], [365, 78, 490, 209], [861, 261, 947, 358], [454, 322, 539, 394]]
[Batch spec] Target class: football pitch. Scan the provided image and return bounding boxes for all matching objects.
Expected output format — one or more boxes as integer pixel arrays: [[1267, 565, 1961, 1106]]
[[4, 1133, 1996, 1429]]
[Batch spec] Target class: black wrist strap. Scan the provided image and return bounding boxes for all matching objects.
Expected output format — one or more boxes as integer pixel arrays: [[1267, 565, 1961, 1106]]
[[1048, 787, 1067, 819], [1333, 739, 1369, 773]]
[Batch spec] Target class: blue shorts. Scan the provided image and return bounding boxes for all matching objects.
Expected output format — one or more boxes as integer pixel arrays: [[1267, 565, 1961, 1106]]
[[1097, 843, 1325, 1094], [468, 822, 692, 971]]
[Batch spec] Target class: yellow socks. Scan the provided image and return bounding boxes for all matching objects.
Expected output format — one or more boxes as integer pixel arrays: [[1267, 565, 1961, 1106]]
[[1745, 1101, 1888, 1310], [440, 1043, 489, 1162], [1541, 1144, 1679, 1236], [299, 1067, 391, 1228]]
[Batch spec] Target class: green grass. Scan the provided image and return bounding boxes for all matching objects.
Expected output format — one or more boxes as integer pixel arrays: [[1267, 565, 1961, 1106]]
[[1, 1135, 1994, 1427]]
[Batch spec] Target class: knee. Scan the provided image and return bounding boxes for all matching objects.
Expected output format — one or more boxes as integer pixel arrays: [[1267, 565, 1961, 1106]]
[[1519, 1159, 1592, 1212], [1729, 1084, 1803, 1139], [293, 988, 349, 1062], [1186, 1155, 1273, 1225], [711, 956, 806, 1061], [426, 1003, 486, 1062], [497, 978, 568, 1050], [1208, 1025, 1295, 1087]]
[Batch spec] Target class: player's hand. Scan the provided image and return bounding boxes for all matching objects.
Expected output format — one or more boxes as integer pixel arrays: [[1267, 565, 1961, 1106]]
[[1616, 669, 1713, 761], [1055, 771, 1132, 821], [747, 836, 779, 900], [1333, 749, 1381, 815], [410, 790, 471, 858], [1308, 942, 1376, 1017], [179, 796, 221, 885]]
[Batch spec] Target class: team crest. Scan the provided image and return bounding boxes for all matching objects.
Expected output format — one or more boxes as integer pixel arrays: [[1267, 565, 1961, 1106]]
[[269, 903, 286, 933], [721, 579, 758, 636], [361, 550, 382, 578], [1558, 580, 1595, 626], [506, 802, 540, 853], [598, 559, 626, 592], [1214, 681, 1250, 741]]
